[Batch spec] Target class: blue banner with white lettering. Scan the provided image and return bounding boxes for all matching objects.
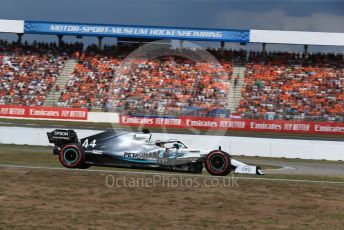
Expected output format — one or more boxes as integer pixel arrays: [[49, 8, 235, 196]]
[[24, 21, 249, 42]]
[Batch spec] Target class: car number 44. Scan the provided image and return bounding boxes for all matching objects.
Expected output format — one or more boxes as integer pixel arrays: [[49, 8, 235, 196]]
[[82, 139, 97, 148]]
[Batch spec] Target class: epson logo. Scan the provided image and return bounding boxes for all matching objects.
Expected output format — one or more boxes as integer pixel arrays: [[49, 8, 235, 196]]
[[54, 131, 68, 136]]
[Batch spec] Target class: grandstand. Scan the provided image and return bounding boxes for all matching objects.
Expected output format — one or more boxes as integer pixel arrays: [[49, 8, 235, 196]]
[[0, 40, 70, 106], [238, 52, 344, 122], [0, 19, 343, 122]]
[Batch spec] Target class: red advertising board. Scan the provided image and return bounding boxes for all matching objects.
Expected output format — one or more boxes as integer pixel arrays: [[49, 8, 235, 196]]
[[120, 115, 344, 135], [0, 105, 88, 120]]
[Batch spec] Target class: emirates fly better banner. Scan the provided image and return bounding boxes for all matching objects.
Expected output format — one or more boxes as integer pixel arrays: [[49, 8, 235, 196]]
[[0, 105, 88, 120], [120, 115, 344, 135]]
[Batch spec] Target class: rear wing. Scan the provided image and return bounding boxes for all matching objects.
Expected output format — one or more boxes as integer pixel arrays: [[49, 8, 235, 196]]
[[47, 129, 79, 145]]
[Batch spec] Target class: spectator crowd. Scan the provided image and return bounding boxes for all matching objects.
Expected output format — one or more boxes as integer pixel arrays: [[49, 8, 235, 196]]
[[57, 46, 232, 116], [237, 52, 344, 121], [0, 40, 81, 106], [0, 39, 343, 121]]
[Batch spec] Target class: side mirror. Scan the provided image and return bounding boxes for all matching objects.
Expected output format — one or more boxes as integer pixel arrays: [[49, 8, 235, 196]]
[[173, 143, 180, 149]]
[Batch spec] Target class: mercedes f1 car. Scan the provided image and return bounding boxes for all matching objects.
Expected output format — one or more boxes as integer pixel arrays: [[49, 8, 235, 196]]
[[47, 129, 264, 176]]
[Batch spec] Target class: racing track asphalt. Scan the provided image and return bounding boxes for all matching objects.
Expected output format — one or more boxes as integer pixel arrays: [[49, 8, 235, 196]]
[[0, 164, 344, 185], [241, 159, 344, 176], [0, 157, 343, 178]]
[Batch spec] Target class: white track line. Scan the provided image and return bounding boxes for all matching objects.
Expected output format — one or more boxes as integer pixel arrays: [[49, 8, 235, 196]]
[[1, 164, 344, 185]]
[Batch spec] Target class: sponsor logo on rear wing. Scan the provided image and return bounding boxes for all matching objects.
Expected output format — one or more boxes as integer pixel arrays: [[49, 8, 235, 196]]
[[47, 129, 78, 144]]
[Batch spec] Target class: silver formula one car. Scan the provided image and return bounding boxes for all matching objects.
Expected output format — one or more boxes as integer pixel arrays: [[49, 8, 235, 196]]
[[47, 129, 264, 176]]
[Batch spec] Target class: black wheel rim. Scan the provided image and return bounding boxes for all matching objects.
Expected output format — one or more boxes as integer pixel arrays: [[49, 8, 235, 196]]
[[210, 155, 225, 171], [63, 148, 79, 163]]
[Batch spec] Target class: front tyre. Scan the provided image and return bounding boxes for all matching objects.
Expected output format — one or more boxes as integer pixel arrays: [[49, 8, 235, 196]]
[[205, 150, 231, 176], [59, 144, 85, 168]]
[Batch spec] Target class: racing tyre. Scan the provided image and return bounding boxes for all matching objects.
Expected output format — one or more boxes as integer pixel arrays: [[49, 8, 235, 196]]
[[59, 144, 85, 168], [205, 150, 231, 176]]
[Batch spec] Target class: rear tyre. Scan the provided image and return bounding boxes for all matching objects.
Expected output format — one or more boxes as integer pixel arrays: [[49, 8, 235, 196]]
[[205, 150, 231, 176], [59, 144, 85, 168]]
